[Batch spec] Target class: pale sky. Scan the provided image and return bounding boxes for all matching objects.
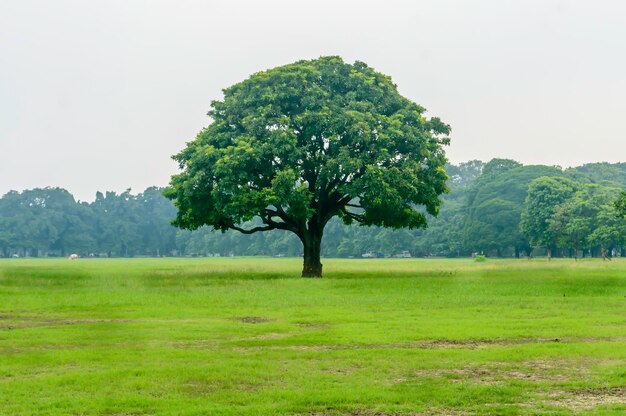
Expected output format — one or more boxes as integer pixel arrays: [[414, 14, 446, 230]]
[[2, 0, 625, 201]]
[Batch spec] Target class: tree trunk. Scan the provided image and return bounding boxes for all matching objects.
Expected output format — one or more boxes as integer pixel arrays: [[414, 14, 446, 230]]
[[301, 231, 323, 278]]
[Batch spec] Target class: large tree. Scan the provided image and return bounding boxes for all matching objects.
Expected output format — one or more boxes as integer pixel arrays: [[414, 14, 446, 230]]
[[165, 57, 450, 277]]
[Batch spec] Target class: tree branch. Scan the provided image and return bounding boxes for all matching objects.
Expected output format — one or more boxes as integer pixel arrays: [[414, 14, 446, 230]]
[[342, 208, 365, 222], [266, 217, 299, 233], [324, 166, 368, 196], [230, 225, 275, 234], [264, 208, 299, 232]]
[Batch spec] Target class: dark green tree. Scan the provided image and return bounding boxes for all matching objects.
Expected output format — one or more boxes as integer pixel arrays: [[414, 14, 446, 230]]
[[462, 161, 562, 257], [136, 187, 178, 256], [548, 184, 621, 259], [520, 176, 579, 259], [549, 196, 596, 259], [165, 57, 450, 276], [92, 190, 142, 257], [615, 191, 626, 218], [481, 158, 522, 177], [568, 163, 626, 187], [0, 188, 94, 256], [446, 160, 484, 190], [588, 205, 625, 259]]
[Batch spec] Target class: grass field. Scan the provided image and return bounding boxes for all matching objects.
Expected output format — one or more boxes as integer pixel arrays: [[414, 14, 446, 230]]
[[0, 257, 625, 415]]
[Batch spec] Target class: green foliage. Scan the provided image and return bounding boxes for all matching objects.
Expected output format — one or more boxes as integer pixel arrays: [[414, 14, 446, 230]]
[[462, 161, 562, 255], [445, 160, 484, 191], [91, 187, 178, 257], [549, 193, 598, 254], [0, 188, 94, 256], [474, 254, 487, 262], [615, 191, 626, 218], [520, 176, 579, 250], [546, 184, 624, 255], [588, 206, 625, 250], [0, 187, 177, 257], [481, 158, 522, 176], [568, 162, 626, 186], [165, 57, 450, 275]]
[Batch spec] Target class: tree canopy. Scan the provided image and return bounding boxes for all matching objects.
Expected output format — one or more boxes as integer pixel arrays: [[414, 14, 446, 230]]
[[615, 191, 626, 218], [462, 161, 562, 256], [165, 56, 451, 277], [0, 187, 177, 258], [520, 176, 579, 257]]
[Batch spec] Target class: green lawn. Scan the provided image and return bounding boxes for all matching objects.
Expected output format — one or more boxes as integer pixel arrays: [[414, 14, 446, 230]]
[[0, 257, 625, 415]]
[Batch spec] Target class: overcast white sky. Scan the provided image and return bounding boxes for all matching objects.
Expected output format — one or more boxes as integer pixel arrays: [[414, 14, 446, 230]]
[[2, 0, 625, 201]]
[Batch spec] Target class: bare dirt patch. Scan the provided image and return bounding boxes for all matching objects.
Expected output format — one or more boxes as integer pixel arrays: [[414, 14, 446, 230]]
[[169, 339, 218, 350], [230, 316, 273, 324], [181, 378, 260, 396], [0, 316, 131, 330], [105, 413, 156, 416], [232, 336, 626, 352], [396, 359, 589, 385], [544, 387, 626, 410], [295, 322, 330, 329], [305, 409, 471, 416], [250, 332, 294, 340], [179, 378, 220, 396], [321, 365, 363, 375], [418, 336, 625, 349]]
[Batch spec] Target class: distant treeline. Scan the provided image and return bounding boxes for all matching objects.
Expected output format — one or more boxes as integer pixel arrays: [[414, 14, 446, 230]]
[[1, 160, 625, 258]]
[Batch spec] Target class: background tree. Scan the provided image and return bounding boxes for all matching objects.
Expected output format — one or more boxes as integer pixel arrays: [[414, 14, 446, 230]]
[[446, 160, 484, 188], [2, 162, 626, 260], [462, 160, 561, 257], [92, 190, 141, 257], [136, 187, 178, 257], [588, 206, 625, 259], [520, 176, 579, 259], [615, 191, 626, 218], [409, 160, 484, 257], [568, 162, 626, 186], [165, 57, 450, 277], [549, 196, 595, 259], [547, 185, 620, 258]]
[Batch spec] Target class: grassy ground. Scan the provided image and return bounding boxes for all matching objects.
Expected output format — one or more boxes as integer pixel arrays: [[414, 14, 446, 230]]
[[0, 257, 625, 415]]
